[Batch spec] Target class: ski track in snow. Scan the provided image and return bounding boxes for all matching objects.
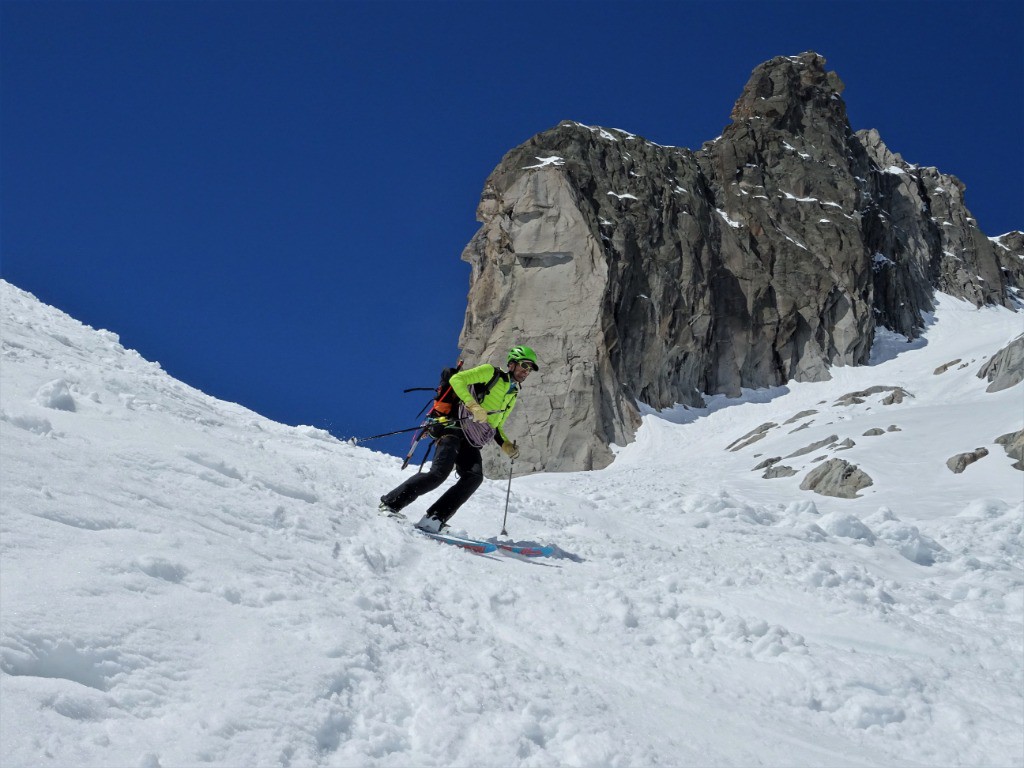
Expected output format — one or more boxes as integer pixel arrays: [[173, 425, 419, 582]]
[[1, 279, 1022, 767]]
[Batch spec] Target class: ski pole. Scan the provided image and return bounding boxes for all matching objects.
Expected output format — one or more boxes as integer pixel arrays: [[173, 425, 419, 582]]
[[350, 417, 467, 444], [500, 457, 514, 536], [350, 410, 505, 444], [348, 424, 431, 443]]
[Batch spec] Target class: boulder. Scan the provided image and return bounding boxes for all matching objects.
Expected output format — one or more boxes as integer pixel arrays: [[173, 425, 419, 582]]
[[800, 458, 873, 498], [764, 465, 798, 479], [946, 448, 990, 474], [784, 409, 819, 424], [835, 386, 910, 407], [934, 359, 962, 375], [727, 422, 777, 452], [785, 434, 838, 459]]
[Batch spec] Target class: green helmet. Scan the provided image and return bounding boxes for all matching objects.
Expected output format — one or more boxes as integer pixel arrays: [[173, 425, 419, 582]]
[[507, 345, 540, 370]]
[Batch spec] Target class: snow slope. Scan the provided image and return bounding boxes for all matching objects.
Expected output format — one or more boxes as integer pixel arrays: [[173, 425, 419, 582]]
[[1, 278, 1022, 768]]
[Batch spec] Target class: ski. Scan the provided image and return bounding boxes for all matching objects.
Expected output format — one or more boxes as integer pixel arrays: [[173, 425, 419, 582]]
[[496, 541, 555, 558], [378, 507, 548, 556], [416, 529, 497, 554]]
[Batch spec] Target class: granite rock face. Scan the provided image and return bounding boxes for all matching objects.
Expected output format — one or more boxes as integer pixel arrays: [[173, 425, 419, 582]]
[[458, 52, 1022, 474]]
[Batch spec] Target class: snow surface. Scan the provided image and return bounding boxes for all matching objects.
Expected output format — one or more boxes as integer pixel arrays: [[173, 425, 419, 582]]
[[1, 279, 1022, 767]]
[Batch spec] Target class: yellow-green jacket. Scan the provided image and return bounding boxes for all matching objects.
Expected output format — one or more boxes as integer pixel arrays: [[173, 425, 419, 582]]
[[448, 363, 518, 446]]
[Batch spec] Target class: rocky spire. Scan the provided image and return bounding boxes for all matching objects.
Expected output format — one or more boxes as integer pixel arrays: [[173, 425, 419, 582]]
[[458, 53, 1021, 475], [729, 52, 848, 133]]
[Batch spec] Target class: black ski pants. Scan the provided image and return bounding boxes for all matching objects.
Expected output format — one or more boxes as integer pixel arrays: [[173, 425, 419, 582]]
[[381, 432, 484, 523]]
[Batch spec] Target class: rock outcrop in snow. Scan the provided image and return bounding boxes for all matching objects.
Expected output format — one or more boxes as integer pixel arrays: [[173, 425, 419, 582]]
[[977, 334, 1024, 392], [946, 447, 991, 474], [800, 458, 874, 498], [458, 52, 1022, 474], [996, 428, 1024, 470]]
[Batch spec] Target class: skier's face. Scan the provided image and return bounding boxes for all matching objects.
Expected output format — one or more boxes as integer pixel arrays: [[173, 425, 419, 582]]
[[510, 361, 534, 383]]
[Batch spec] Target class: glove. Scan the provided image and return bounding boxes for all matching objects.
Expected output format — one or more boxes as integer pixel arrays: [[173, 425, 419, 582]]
[[501, 441, 520, 460], [467, 402, 489, 423]]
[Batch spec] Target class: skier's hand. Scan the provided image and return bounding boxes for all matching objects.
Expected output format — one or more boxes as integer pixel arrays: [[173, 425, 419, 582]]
[[468, 402, 489, 423], [501, 441, 520, 460]]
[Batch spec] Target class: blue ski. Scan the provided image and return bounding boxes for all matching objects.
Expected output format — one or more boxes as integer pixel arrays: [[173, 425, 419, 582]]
[[417, 530, 497, 554], [496, 541, 555, 558], [380, 509, 547, 556]]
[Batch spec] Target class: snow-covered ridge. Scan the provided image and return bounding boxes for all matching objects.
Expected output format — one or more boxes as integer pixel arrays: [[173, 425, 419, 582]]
[[1, 280, 1021, 767], [567, 120, 679, 150]]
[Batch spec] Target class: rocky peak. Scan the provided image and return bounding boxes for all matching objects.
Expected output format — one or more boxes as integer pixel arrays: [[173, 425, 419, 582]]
[[728, 52, 847, 135], [458, 53, 1021, 476]]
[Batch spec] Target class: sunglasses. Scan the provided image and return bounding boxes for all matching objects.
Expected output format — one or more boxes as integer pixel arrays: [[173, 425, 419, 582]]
[[516, 361, 537, 372]]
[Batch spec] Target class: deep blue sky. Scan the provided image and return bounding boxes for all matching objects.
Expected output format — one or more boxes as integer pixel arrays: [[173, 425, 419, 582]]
[[3, 1, 1021, 459]]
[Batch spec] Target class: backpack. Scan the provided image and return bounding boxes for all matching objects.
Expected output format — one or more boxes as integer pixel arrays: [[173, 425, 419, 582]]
[[428, 364, 463, 418], [428, 362, 502, 419]]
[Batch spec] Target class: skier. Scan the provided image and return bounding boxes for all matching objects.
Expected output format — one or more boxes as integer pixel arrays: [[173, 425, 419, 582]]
[[378, 345, 540, 533]]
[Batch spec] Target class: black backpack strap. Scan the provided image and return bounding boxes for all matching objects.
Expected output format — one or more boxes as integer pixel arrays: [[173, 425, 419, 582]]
[[471, 367, 505, 402]]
